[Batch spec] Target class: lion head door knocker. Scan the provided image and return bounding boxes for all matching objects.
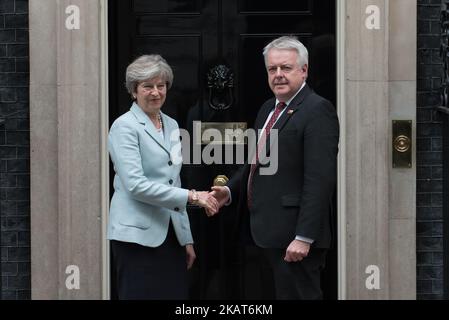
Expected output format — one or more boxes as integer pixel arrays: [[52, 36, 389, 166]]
[[207, 65, 234, 110]]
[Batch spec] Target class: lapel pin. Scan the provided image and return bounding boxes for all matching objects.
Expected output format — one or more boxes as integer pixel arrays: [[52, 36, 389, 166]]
[[287, 109, 294, 115]]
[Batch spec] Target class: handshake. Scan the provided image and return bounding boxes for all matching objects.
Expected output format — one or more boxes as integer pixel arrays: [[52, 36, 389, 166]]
[[188, 186, 230, 217]]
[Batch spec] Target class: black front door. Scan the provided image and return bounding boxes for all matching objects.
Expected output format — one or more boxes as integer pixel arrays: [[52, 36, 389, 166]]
[[109, 0, 337, 299]]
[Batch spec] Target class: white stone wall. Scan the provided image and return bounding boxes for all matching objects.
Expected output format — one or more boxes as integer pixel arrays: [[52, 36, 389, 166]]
[[343, 0, 416, 299], [30, 0, 106, 299]]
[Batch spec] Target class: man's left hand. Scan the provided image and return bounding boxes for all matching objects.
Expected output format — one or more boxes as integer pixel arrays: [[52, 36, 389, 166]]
[[284, 239, 310, 262]]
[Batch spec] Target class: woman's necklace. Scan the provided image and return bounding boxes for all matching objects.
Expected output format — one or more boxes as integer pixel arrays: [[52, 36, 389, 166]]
[[157, 113, 163, 132]]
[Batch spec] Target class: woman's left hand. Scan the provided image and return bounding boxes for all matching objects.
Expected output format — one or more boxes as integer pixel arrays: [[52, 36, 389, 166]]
[[185, 244, 196, 269]]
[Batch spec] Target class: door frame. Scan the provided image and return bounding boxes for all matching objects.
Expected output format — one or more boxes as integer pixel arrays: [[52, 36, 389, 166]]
[[100, 0, 347, 300], [100, 0, 111, 300], [336, 0, 346, 300]]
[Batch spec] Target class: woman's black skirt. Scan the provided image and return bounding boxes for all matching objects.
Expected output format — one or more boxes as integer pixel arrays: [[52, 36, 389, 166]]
[[110, 222, 188, 300]]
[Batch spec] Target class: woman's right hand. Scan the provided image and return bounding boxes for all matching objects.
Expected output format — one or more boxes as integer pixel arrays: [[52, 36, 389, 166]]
[[196, 191, 219, 216]]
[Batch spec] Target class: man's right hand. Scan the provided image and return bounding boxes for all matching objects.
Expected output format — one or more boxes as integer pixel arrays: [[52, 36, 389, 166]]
[[205, 186, 230, 217], [211, 186, 230, 207]]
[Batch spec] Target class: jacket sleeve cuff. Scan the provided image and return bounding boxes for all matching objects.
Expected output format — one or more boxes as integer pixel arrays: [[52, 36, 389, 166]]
[[295, 235, 315, 244]]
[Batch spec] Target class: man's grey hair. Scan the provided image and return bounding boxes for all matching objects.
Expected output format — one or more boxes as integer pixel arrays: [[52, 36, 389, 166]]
[[263, 36, 309, 68], [125, 54, 174, 96]]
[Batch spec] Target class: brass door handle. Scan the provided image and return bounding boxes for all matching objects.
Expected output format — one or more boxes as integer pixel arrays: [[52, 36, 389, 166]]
[[213, 175, 229, 186]]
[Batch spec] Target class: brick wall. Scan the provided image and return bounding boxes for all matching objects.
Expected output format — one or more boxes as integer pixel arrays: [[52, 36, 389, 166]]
[[0, 0, 30, 300], [417, 0, 445, 300]]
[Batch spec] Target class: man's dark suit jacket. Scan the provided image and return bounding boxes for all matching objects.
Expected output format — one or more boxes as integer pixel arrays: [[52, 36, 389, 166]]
[[227, 84, 339, 249]]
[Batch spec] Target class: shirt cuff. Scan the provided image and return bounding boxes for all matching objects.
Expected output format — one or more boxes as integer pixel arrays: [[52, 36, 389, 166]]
[[295, 235, 314, 244], [223, 186, 232, 206]]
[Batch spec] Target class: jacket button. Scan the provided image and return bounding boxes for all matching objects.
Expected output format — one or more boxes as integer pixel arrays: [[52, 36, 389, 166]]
[[168, 160, 173, 166], [169, 179, 173, 185], [174, 207, 180, 212]]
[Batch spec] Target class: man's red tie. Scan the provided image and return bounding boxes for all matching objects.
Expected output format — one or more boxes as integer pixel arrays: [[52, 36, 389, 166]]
[[247, 101, 287, 208]]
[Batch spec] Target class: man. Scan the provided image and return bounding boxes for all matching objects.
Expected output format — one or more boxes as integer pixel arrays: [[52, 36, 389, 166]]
[[210, 36, 339, 300]]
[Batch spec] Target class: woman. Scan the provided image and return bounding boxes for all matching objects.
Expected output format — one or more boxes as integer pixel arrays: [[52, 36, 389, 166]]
[[108, 54, 218, 299]]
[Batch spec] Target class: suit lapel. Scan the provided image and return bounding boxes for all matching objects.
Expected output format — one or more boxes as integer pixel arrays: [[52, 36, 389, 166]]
[[161, 112, 174, 151], [272, 84, 311, 132], [130, 103, 171, 155], [247, 101, 274, 168], [255, 100, 275, 131], [263, 84, 312, 159]]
